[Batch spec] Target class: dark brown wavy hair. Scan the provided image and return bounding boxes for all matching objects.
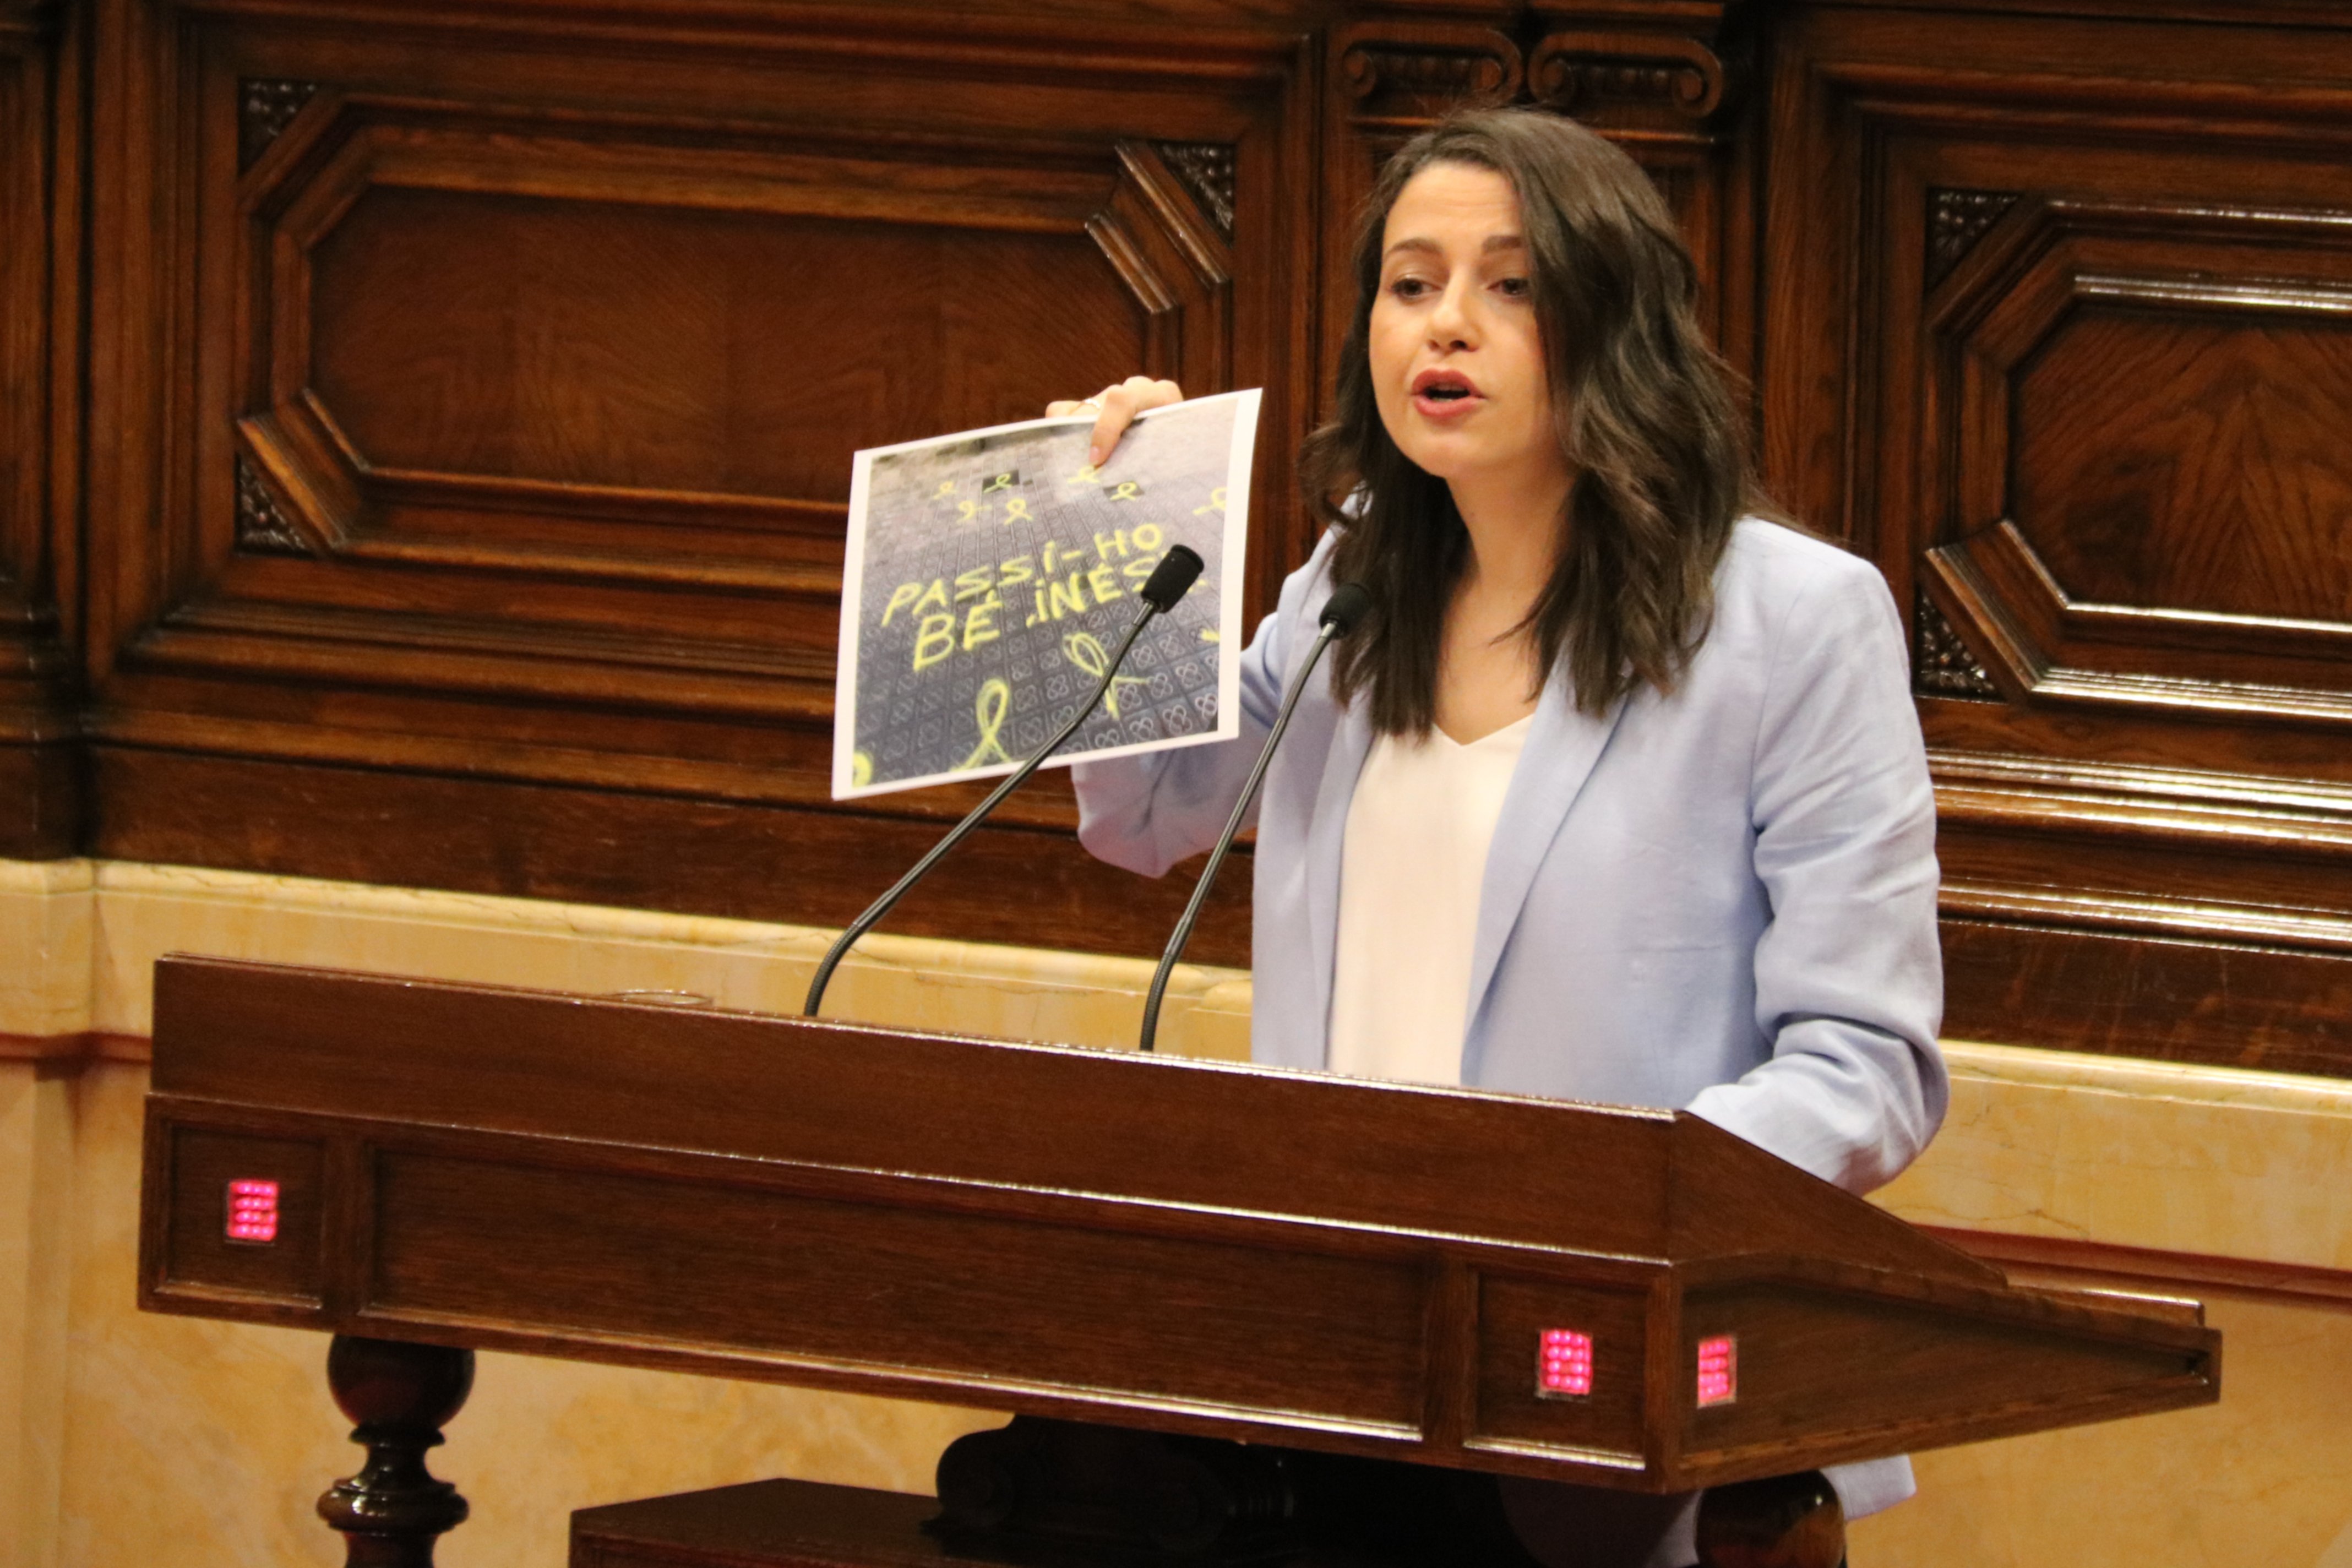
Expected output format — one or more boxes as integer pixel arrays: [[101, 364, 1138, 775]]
[[1305, 108, 1767, 731]]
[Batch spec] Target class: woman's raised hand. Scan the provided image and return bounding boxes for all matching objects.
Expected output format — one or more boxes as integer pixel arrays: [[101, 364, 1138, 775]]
[[1045, 376, 1184, 466]]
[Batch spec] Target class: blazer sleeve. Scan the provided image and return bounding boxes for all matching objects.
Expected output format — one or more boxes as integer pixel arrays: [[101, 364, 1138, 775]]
[[1071, 533, 1331, 878], [1684, 553, 1948, 1194]]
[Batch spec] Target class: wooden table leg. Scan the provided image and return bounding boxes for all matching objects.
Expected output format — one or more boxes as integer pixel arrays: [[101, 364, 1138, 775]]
[[1694, 1471, 1845, 1568], [315, 1335, 476, 1567]]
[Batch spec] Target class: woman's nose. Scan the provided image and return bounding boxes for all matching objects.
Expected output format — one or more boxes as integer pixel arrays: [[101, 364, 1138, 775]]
[[1427, 278, 1477, 348]]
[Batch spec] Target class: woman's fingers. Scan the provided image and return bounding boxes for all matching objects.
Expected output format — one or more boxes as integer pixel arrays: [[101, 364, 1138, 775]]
[[1044, 378, 1185, 462], [1044, 384, 1125, 433], [1089, 377, 1184, 464]]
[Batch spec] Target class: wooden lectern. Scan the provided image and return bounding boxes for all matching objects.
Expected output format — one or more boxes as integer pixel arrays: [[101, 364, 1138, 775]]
[[139, 957, 2218, 1566]]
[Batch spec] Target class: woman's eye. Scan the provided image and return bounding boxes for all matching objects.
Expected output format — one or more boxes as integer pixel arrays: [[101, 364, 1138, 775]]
[[1386, 276, 1433, 300], [1495, 276, 1532, 299]]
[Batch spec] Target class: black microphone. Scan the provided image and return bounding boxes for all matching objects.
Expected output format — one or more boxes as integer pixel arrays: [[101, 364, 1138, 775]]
[[805, 546, 1206, 1017], [1138, 581, 1373, 1053]]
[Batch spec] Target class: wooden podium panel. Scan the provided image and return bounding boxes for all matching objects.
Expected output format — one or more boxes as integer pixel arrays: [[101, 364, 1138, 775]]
[[571, 1479, 952, 1568], [139, 956, 2217, 1493], [568, 1474, 1503, 1568]]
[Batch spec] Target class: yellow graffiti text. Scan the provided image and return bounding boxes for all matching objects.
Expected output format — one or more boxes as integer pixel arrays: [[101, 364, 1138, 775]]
[[912, 612, 957, 673], [1064, 631, 1149, 720], [957, 679, 1014, 770], [962, 592, 1002, 651]]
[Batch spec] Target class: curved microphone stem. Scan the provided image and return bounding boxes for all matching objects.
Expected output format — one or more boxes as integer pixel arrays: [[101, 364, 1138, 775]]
[[804, 602, 1163, 1019], [1137, 622, 1343, 1053]]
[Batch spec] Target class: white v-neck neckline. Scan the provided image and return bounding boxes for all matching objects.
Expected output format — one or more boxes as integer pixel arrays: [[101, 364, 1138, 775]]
[[1432, 711, 1537, 750]]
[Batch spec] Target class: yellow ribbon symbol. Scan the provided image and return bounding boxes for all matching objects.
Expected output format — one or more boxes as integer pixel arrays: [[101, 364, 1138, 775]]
[[1064, 631, 1149, 720], [957, 679, 1014, 769], [1002, 496, 1032, 524], [1107, 480, 1141, 503]]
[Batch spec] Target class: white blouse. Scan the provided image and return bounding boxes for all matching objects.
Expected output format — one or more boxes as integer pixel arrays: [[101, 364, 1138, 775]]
[[1327, 713, 1534, 1086]]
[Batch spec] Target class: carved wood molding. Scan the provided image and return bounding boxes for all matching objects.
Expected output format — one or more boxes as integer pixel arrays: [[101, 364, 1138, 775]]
[[233, 92, 1232, 481], [233, 456, 313, 557], [1334, 14, 1754, 137], [1935, 789, 2352, 946], [1151, 141, 1234, 239], [1938, 912, 2352, 1078], [1529, 31, 1732, 126], [1928, 522, 2352, 728], [1342, 41, 1518, 104], [1096, 141, 1234, 389], [1920, 195, 2352, 729], [1932, 748, 2352, 843], [1336, 23, 1524, 123], [149, 95, 1233, 736], [1914, 587, 2000, 700], [1925, 187, 2019, 290], [238, 79, 323, 170]]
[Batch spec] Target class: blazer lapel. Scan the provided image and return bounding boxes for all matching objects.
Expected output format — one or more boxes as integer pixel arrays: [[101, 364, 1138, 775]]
[[1460, 689, 1627, 1072], [1303, 694, 1375, 1065]]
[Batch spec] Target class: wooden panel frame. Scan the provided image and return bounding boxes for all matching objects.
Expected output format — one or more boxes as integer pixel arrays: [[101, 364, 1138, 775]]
[[1762, 4, 2352, 1073], [80, 0, 1319, 962], [188, 94, 1235, 702], [228, 98, 1232, 567], [1920, 196, 2352, 726]]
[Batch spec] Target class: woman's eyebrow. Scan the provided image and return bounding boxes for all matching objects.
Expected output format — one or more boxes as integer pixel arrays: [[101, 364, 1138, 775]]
[[1373, 232, 1524, 260]]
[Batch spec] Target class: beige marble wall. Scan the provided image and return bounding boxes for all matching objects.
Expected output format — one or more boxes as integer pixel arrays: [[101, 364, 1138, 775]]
[[0, 859, 94, 1038], [1881, 1043, 2352, 1272], [2, 858, 2348, 1567], [15, 859, 1251, 1059], [0, 1063, 73, 1568]]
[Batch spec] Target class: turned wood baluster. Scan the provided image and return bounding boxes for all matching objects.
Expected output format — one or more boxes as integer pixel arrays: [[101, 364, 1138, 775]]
[[1695, 1471, 1847, 1568], [316, 1335, 476, 1567]]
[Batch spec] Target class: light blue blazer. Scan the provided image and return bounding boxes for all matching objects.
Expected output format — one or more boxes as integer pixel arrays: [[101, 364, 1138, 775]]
[[1072, 518, 1945, 1518]]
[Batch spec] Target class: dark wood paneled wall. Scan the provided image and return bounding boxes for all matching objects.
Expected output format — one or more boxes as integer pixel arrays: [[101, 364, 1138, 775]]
[[10, 0, 2350, 1073], [0, 0, 79, 857], [1756, 3, 2352, 1075]]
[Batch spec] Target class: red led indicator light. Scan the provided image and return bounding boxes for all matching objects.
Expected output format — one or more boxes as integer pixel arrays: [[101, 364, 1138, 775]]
[[1696, 1335, 1737, 1407], [225, 1179, 279, 1244], [1537, 1329, 1594, 1398]]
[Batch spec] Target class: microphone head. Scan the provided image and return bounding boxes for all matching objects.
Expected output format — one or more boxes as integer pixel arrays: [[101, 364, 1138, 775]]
[[1319, 582, 1374, 635], [1139, 545, 1206, 612]]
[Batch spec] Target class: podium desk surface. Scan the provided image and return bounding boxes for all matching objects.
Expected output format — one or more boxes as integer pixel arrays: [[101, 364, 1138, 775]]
[[140, 956, 2218, 1493]]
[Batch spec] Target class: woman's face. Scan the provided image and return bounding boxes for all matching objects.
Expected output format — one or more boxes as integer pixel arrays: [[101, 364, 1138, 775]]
[[1368, 161, 1566, 497]]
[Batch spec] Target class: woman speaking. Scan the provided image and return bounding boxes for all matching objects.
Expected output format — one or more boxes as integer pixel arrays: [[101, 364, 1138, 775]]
[[1057, 108, 1943, 1568]]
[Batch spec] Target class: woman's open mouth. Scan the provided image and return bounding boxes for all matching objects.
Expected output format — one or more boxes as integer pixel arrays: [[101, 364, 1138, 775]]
[[1410, 368, 1482, 418]]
